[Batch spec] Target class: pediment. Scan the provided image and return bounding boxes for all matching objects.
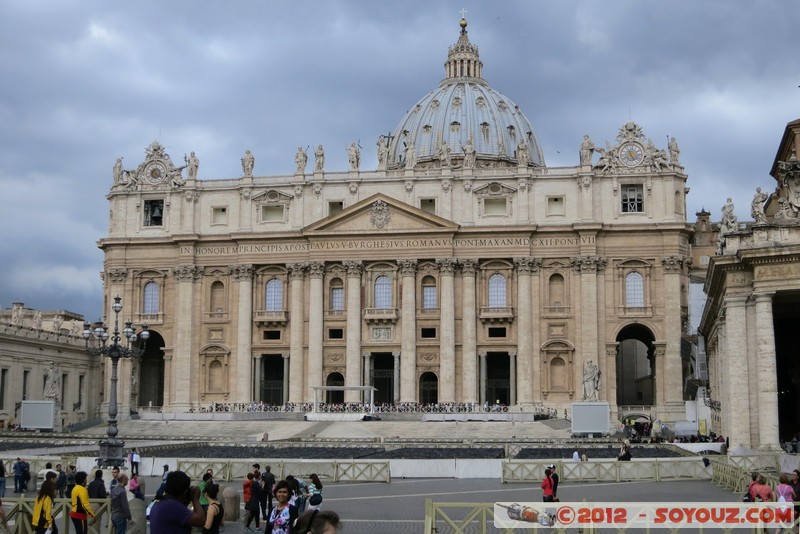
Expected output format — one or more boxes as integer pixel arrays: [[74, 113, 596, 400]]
[[473, 181, 516, 197], [304, 193, 459, 235], [252, 189, 293, 203]]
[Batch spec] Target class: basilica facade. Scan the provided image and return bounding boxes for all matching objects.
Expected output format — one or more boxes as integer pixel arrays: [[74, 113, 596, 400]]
[[100, 19, 692, 424]]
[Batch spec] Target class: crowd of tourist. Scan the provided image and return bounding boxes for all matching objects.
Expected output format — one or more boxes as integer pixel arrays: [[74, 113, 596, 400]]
[[196, 400, 560, 418]]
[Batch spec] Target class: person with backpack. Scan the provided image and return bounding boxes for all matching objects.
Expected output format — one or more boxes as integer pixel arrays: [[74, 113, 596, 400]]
[[541, 468, 555, 502]]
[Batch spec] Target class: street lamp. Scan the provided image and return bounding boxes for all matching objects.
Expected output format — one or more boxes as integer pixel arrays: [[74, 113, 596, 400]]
[[83, 296, 149, 468]]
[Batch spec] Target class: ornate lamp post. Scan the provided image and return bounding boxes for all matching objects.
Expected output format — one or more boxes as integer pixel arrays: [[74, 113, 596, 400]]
[[83, 296, 149, 468]]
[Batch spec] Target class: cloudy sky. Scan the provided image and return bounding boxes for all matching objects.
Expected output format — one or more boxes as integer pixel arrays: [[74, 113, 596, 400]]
[[1, 1, 797, 320]]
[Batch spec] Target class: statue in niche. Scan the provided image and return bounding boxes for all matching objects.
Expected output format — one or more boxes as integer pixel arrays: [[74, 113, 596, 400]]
[[462, 137, 476, 169], [347, 142, 360, 171], [241, 149, 255, 176], [314, 145, 324, 172], [113, 158, 124, 184], [751, 187, 768, 223], [185, 151, 199, 179], [43, 361, 61, 402], [32, 310, 42, 330], [294, 146, 307, 174], [516, 141, 530, 166], [376, 136, 388, 170], [668, 137, 681, 167], [582, 360, 601, 402], [437, 140, 452, 168], [579, 135, 595, 166]]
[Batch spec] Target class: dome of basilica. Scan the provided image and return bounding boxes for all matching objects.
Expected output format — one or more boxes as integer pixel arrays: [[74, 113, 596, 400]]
[[385, 18, 545, 170]]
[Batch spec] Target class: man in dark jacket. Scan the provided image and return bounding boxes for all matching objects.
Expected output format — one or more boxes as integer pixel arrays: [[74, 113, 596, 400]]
[[88, 470, 108, 499]]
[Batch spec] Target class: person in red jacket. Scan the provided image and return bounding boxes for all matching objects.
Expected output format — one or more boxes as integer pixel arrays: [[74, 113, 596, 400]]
[[541, 468, 555, 503]]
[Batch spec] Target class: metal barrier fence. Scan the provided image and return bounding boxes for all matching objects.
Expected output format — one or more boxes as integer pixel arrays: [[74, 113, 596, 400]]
[[2, 497, 111, 534], [177, 458, 391, 483], [502, 457, 712, 483]]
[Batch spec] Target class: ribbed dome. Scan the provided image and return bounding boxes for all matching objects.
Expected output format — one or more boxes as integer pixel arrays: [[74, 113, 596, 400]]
[[386, 18, 544, 170]]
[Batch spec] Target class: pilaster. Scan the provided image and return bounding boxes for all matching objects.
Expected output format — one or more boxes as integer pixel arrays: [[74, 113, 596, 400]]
[[307, 262, 325, 402], [230, 264, 253, 402], [288, 263, 306, 403], [171, 264, 203, 409], [398, 259, 418, 403], [437, 258, 457, 402], [343, 260, 363, 403], [460, 259, 478, 403]]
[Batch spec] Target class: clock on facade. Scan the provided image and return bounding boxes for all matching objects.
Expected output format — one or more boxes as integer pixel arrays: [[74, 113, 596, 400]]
[[618, 142, 644, 167], [144, 162, 167, 184]]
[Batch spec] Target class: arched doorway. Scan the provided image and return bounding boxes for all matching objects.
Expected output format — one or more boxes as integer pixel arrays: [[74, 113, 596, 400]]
[[616, 325, 655, 406], [325, 372, 344, 404], [138, 331, 164, 408], [419, 372, 438, 404]]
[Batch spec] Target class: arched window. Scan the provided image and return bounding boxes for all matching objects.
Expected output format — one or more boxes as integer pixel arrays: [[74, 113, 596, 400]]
[[488, 273, 507, 308], [548, 273, 565, 308], [143, 282, 159, 314], [210, 281, 225, 313], [625, 272, 645, 307], [421, 276, 437, 310], [329, 278, 344, 311], [374, 275, 392, 309], [265, 279, 283, 311]]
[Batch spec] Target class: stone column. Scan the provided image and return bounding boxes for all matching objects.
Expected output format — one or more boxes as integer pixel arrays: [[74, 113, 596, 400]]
[[362, 352, 372, 398], [605, 342, 619, 416], [754, 292, 779, 449], [392, 352, 401, 404], [230, 264, 253, 402], [307, 262, 325, 402], [398, 259, 418, 403], [509, 351, 517, 406], [171, 264, 202, 410], [513, 257, 540, 405], [344, 261, 363, 403], [479, 351, 487, 406], [571, 256, 606, 396], [723, 296, 751, 448], [437, 258, 457, 402], [282, 354, 289, 404], [661, 256, 688, 412], [460, 260, 478, 404], [288, 263, 306, 403]]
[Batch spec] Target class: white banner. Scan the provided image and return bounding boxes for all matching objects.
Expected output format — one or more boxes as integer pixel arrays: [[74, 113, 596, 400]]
[[494, 502, 795, 529]]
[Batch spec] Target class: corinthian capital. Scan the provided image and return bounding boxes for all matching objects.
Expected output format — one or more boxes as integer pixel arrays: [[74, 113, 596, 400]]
[[571, 256, 607, 273], [106, 269, 128, 283], [459, 258, 478, 276], [513, 257, 542, 274], [229, 264, 254, 281], [436, 258, 457, 275], [288, 263, 307, 280], [343, 260, 363, 277], [661, 255, 690, 272], [397, 259, 418, 276], [173, 264, 203, 282], [307, 261, 325, 278]]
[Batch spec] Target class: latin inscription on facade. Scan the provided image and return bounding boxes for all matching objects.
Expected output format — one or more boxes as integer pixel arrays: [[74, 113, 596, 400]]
[[181, 235, 595, 256]]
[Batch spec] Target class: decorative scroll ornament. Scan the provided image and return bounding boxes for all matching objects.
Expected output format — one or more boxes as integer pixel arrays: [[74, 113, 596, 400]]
[[593, 121, 675, 174], [121, 141, 187, 191], [370, 200, 391, 229]]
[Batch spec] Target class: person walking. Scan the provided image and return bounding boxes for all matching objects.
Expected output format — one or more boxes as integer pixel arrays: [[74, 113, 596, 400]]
[[65, 465, 77, 498], [305, 474, 323, 512], [541, 468, 555, 503], [547, 464, 559, 501], [55, 464, 67, 498], [129, 449, 140, 476], [69, 471, 95, 534], [32, 480, 57, 534], [245, 472, 262, 532], [110, 474, 133, 534], [261, 466, 276, 521], [87, 470, 107, 499]]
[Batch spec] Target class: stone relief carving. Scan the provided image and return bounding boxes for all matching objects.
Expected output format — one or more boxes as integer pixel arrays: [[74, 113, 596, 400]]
[[107, 269, 128, 283], [370, 200, 391, 229], [397, 259, 418, 275], [349, 182, 358, 195], [312, 183, 323, 197], [372, 327, 392, 341]]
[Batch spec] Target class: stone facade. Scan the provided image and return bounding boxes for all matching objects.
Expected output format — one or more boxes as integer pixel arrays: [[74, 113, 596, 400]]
[[699, 118, 800, 449], [99, 19, 692, 423], [0, 304, 101, 429]]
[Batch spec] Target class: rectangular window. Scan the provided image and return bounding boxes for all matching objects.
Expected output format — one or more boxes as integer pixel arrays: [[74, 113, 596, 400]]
[[0, 369, 6, 410], [420, 327, 437, 339], [261, 205, 284, 222], [263, 330, 281, 341], [547, 196, 565, 216], [211, 207, 228, 225], [143, 199, 164, 226], [488, 327, 507, 338], [621, 185, 644, 213], [328, 328, 344, 339], [328, 201, 344, 216], [22, 370, 29, 400], [420, 198, 436, 214], [484, 198, 507, 216], [331, 287, 344, 311], [422, 285, 437, 309]]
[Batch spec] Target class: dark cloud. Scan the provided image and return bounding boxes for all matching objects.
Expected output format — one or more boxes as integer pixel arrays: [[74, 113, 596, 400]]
[[0, 0, 796, 318]]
